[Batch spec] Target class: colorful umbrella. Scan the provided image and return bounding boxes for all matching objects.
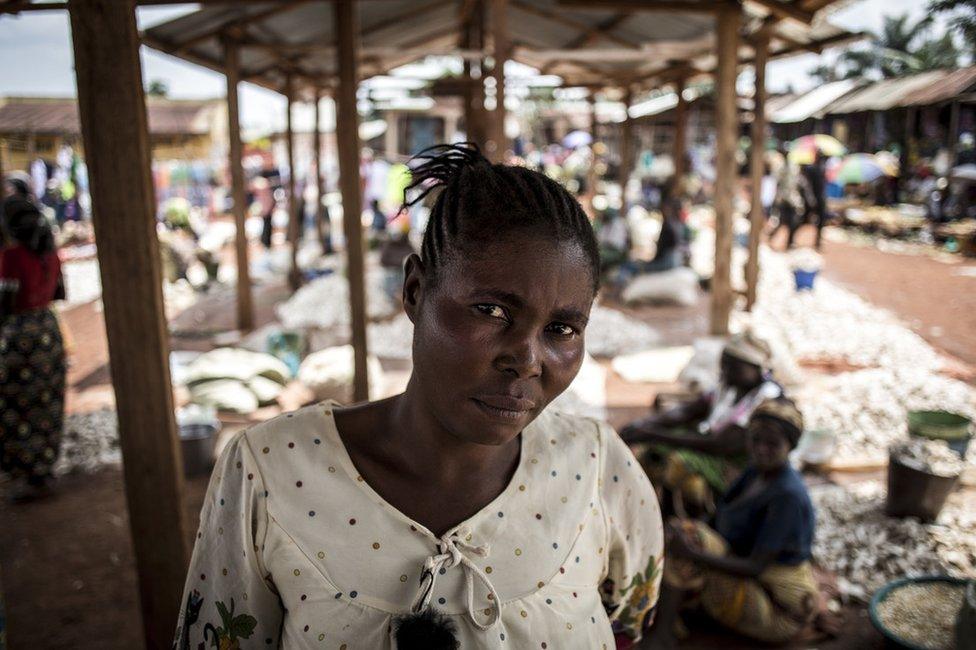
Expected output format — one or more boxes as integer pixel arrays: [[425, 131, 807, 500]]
[[874, 150, 900, 176], [562, 130, 593, 149], [787, 134, 847, 165], [826, 153, 895, 185]]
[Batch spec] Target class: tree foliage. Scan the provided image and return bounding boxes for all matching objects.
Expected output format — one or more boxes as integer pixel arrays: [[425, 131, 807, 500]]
[[811, 13, 961, 81], [928, 0, 976, 58]]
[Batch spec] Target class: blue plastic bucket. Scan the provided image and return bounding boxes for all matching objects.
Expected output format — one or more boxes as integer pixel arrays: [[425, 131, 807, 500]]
[[793, 269, 818, 291]]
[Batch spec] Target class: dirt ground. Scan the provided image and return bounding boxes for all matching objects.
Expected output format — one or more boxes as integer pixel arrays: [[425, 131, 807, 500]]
[[5, 227, 972, 648], [776, 224, 976, 372], [821, 237, 976, 369]]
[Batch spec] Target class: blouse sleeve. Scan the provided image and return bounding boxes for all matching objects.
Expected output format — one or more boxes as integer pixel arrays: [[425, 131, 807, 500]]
[[173, 431, 284, 650], [598, 422, 665, 648]]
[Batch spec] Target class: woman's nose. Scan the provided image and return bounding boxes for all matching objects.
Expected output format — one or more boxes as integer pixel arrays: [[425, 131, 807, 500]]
[[494, 332, 543, 379]]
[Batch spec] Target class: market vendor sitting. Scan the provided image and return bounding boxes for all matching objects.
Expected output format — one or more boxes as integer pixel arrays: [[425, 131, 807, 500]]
[[620, 331, 782, 514], [646, 397, 822, 646]]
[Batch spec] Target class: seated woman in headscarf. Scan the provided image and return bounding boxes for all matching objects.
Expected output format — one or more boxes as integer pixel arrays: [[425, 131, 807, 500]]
[[620, 331, 782, 515], [647, 398, 821, 646]]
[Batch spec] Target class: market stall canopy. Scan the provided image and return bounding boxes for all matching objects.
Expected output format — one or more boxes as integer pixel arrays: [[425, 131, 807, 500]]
[[825, 68, 971, 115], [768, 78, 861, 123], [0, 95, 222, 136], [139, 0, 863, 97]]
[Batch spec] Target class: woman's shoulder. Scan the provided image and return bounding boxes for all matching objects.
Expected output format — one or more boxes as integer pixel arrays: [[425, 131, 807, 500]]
[[535, 408, 639, 474], [234, 401, 339, 471], [533, 407, 610, 450]]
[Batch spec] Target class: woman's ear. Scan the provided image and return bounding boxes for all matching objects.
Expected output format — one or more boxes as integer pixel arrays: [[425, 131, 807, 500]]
[[402, 254, 426, 324]]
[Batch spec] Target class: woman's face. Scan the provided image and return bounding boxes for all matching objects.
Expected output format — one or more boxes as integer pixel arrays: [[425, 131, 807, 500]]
[[747, 419, 792, 472], [719, 352, 762, 388], [404, 234, 595, 447]]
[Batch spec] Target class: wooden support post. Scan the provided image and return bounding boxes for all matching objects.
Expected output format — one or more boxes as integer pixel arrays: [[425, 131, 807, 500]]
[[710, 2, 739, 336], [619, 87, 634, 213], [384, 111, 399, 158], [898, 107, 915, 201], [67, 1, 189, 647], [745, 33, 768, 312], [285, 74, 301, 290], [224, 36, 254, 331], [672, 76, 689, 187], [489, 0, 508, 162], [948, 101, 961, 164], [462, 0, 487, 149], [585, 90, 598, 215], [313, 89, 331, 254], [334, 0, 370, 402]]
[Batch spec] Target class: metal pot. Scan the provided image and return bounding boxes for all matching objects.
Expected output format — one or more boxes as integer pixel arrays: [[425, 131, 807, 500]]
[[179, 423, 218, 477]]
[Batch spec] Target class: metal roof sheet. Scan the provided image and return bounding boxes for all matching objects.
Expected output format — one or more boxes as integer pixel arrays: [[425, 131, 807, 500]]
[[826, 70, 949, 114], [769, 78, 860, 123], [905, 66, 976, 106], [0, 96, 220, 136], [140, 0, 860, 97]]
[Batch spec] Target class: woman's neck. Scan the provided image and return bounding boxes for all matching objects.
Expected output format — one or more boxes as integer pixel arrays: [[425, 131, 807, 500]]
[[387, 380, 521, 484]]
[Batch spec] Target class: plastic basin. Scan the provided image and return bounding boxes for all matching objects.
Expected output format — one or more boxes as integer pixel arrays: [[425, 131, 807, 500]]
[[908, 410, 973, 457], [870, 575, 968, 650]]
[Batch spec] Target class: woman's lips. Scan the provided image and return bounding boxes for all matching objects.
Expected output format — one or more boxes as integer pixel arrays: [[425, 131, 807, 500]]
[[471, 395, 536, 420]]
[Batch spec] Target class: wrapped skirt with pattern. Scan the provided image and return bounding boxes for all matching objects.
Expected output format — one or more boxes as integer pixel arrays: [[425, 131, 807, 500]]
[[0, 309, 65, 479]]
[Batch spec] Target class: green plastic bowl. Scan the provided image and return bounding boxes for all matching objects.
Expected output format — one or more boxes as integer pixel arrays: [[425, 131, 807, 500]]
[[908, 410, 973, 456], [869, 575, 968, 650]]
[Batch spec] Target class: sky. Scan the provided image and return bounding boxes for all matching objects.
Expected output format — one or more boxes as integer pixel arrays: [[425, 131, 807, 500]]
[[0, 0, 943, 132]]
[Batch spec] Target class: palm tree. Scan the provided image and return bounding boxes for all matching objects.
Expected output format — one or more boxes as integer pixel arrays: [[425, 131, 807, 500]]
[[928, 0, 976, 59], [808, 63, 842, 84], [915, 31, 962, 70], [837, 13, 959, 79]]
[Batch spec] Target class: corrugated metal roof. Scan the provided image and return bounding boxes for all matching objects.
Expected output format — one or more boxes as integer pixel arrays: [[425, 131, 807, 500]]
[[765, 92, 799, 116], [769, 78, 860, 123], [0, 97, 220, 136], [826, 70, 948, 114], [140, 0, 860, 97], [905, 66, 976, 106]]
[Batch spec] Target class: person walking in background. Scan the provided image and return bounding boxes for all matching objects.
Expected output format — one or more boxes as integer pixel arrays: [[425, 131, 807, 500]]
[[802, 151, 829, 250], [0, 198, 67, 503], [770, 161, 805, 250]]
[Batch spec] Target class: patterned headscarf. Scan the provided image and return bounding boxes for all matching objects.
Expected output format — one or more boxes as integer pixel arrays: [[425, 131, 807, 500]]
[[724, 330, 772, 369], [752, 397, 804, 447]]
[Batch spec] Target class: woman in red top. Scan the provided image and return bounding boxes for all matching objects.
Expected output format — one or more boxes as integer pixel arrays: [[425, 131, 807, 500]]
[[0, 197, 66, 502]]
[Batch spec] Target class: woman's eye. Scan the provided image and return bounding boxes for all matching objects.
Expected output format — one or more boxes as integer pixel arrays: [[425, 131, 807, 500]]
[[547, 323, 578, 337], [475, 304, 508, 320]]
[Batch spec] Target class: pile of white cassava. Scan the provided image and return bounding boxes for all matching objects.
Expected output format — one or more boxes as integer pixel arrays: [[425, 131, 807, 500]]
[[365, 304, 660, 361], [276, 266, 397, 331], [811, 481, 976, 602], [747, 249, 976, 464]]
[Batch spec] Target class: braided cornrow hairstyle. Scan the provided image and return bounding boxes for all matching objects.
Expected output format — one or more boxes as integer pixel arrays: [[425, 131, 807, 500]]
[[401, 142, 600, 293]]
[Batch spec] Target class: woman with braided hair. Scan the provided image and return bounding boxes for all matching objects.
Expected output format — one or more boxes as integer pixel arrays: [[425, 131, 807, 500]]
[[175, 143, 663, 649], [0, 197, 66, 502]]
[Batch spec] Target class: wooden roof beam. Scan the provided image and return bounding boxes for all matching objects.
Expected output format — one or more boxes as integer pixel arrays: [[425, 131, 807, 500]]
[[510, 0, 641, 49], [800, 0, 840, 12], [163, 1, 312, 55], [748, 0, 814, 25], [557, 0, 733, 12], [563, 12, 633, 50], [360, 0, 453, 39]]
